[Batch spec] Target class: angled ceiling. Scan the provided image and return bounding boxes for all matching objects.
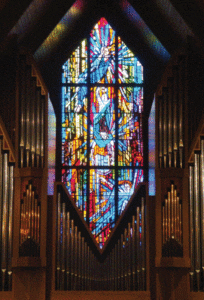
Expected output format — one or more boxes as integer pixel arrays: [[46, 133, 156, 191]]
[[0, 0, 203, 113]]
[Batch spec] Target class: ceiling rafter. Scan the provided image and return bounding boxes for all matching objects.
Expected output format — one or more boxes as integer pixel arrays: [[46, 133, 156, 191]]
[[0, 0, 33, 43], [128, 0, 185, 54], [20, 0, 76, 53], [169, 0, 204, 42]]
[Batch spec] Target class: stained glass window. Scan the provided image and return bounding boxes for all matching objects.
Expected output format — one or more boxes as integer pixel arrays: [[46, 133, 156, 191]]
[[62, 18, 144, 248]]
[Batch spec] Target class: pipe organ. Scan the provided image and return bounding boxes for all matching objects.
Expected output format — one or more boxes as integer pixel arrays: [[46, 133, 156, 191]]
[[0, 131, 14, 291], [162, 182, 183, 257], [155, 52, 189, 283], [18, 55, 45, 168], [55, 183, 147, 291], [11, 51, 48, 272], [189, 138, 204, 291], [19, 180, 40, 256], [158, 55, 186, 169]]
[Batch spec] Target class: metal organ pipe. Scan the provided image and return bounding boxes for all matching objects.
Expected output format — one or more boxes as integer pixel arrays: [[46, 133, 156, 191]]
[[173, 67, 178, 168], [31, 78, 36, 167], [189, 144, 204, 291], [2, 153, 9, 291], [200, 138, 204, 289], [25, 67, 32, 167], [194, 152, 201, 290], [167, 78, 173, 167], [189, 165, 195, 291], [8, 165, 14, 291], [178, 58, 184, 168], [19, 58, 26, 168], [0, 141, 14, 291], [163, 88, 168, 168]]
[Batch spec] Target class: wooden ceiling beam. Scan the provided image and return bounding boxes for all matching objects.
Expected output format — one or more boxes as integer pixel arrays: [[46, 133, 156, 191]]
[[20, 0, 76, 53], [0, 0, 33, 43], [128, 0, 184, 54], [169, 0, 204, 42]]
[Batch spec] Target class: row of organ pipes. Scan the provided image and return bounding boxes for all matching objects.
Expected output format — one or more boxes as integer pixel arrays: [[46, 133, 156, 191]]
[[0, 139, 14, 291], [56, 188, 146, 291], [19, 55, 45, 168], [20, 180, 40, 255], [162, 183, 182, 247], [158, 56, 185, 169], [189, 138, 204, 291]]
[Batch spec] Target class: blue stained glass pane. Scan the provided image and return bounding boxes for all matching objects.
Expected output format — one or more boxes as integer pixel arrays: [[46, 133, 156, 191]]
[[62, 39, 88, 84], [89, 168, 115, 247], [118, 38, 143, 84], [90, 18, 115, 84], [62, 86, 88, 166], [118, 87, 143, 166], [118, 169, 143, 215], [90, 86, 115, 167], [62, 168, 87, 219]]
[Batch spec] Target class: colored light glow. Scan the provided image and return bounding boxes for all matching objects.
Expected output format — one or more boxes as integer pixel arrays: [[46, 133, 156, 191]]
[[61, 18, 144, 246], [34, 0, 86, 62], [48, 97, 56, 195], [119, 0, 170, 62], [148, 96, 155, 196], [8, 0, 51, 42], [156, 0, 193, 40]]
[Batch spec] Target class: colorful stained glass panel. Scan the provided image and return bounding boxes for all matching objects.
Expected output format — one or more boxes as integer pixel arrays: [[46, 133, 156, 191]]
[[90, 87, 115, 167], [89, 168, 115, 247], [118, 87, 143, 166], [118, 38, 143, 84], [118, 168, 143, 214], [90, 18, 115, 84], [62, 86, 88, 166], [62, 168, 87, 218], [62, 39, 87, 84]]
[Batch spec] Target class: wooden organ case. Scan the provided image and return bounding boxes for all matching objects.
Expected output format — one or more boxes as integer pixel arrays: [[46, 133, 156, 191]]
[[155, 51, 191, 300], [11, 50, 48, 300]]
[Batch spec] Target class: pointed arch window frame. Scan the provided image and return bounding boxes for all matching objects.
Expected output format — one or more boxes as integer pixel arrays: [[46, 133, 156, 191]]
[[61, 18, 144, 248]]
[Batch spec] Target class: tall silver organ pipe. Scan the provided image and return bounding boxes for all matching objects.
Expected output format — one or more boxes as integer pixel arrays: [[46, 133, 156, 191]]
[[167, 78, 173, 167], [200, 139, 204, 290], [189, 165, 195, 291], [194, 152, 201, 290], [189, 140, 204, 291], [0, 139, 14, 291], [2, 152, 9, 291], [163, 88, 168, 168], [19, 57, 26, 168]]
